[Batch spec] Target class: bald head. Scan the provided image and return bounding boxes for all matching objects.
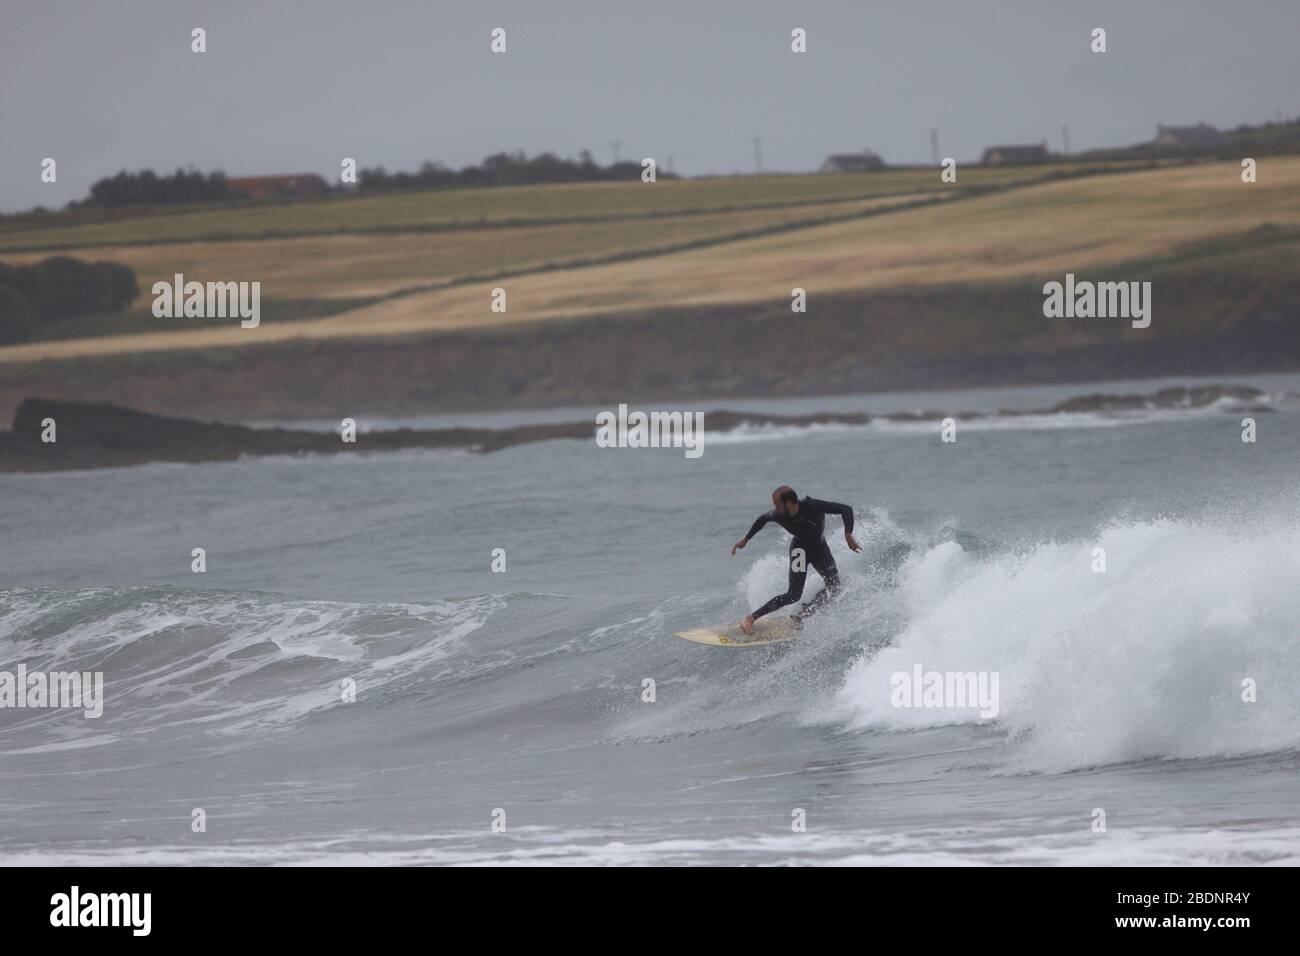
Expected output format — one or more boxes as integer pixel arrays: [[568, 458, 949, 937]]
[[772, 485, 798, 515]]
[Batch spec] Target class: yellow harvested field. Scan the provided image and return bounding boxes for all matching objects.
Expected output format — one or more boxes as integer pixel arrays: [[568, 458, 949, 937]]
[[0, 193, 940, 301], [3, 158, 1296, 364]]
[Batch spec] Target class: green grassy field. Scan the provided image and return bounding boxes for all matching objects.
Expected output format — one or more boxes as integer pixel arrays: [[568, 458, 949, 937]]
[[0, 162, 1154, 252]]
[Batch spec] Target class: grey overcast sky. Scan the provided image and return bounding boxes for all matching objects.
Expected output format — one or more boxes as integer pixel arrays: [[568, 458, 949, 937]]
[[1, 0, 1296, 212]]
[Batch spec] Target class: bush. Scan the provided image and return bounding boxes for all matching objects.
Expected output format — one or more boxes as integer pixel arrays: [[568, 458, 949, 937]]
[[28, 256, 98, 318], [0, 261, 34, 299], [0, 256, 139, 324], [90, 261, 139, 311], [0, 282, 38, 344]]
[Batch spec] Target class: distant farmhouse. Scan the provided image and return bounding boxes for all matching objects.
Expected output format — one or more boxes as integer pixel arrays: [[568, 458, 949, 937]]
[[980, 143, 1050, 165], [1152, 123, 1225, 151], [819, 150, 885, 173], [225, 173, 329, 200]]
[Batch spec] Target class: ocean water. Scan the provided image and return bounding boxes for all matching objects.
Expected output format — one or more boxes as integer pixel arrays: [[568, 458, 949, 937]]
[[2, 372, 1300, 865]]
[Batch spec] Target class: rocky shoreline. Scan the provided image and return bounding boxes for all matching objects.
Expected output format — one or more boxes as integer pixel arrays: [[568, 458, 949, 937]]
[[0, 386, 1272, 473]]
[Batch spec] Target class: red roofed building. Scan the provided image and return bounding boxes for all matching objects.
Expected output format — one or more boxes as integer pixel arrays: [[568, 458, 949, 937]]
[[225, 173, 329, 200]]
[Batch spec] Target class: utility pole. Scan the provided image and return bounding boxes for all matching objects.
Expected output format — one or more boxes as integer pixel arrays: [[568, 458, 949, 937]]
[[930, 128, 940, 166], [612, 140, 621, 164]]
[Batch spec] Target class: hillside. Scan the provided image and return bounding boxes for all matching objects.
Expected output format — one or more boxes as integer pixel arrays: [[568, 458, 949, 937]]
[[0, 157, 1295, 419]]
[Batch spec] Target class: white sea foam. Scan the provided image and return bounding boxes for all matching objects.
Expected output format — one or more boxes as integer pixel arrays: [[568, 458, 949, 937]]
[[0, 588, 501, 740], [813, 516, 1300, 771], [702, 393, 1280, 444], [3, 823, 1296, 866]]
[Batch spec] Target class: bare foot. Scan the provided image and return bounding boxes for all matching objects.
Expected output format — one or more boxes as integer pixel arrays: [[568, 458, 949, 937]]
[[740, 615, 755, 635]]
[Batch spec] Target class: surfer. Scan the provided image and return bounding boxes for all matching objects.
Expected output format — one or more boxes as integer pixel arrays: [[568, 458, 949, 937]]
[[731, 486, 861, 634]]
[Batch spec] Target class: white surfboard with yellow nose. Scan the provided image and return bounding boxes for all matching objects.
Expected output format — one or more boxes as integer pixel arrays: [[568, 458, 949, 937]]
[[673, 616, 800, 647]]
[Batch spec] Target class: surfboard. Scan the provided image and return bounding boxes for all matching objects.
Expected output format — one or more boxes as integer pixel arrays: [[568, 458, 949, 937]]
[[673, 616, 800, 647]]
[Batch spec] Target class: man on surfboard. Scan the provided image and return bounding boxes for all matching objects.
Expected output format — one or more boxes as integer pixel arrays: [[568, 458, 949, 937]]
[[731, 486, 861, 634]]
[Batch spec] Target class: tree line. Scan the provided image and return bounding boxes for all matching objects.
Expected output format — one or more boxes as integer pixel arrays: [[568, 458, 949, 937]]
[[54, 151, 672, 210], [356, 151, 672, 192], [77, 168, 232, 207]]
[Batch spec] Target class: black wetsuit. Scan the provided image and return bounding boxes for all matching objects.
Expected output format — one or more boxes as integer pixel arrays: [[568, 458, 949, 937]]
[[743, 497, 854, 620]]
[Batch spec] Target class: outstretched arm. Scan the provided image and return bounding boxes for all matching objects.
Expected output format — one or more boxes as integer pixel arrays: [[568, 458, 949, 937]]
[[808, 498, 861, 552], [732, 512, 772, 555], [744, 512, 773, 540]]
